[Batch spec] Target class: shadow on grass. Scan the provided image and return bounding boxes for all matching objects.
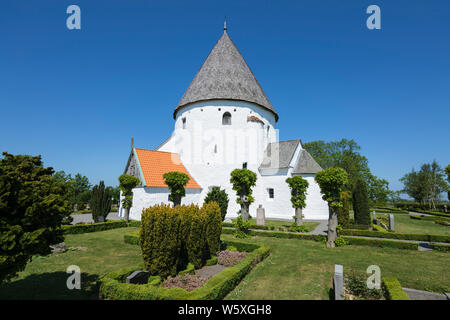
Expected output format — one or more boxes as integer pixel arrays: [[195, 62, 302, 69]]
[[0, 272, 99, 300]]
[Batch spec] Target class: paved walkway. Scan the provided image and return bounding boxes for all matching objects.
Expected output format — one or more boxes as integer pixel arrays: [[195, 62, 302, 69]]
[[71, 212, 121, 224], [402, 288, 449, 300], [306, 220, 328, 235]]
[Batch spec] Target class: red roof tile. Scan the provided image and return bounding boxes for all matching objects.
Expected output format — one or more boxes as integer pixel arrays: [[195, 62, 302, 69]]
[[134, 148, 201, 189]]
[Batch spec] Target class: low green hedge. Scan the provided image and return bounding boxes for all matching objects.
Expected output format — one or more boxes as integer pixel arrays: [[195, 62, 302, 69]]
[[124, 232, 140, 245], [98, 240, 270, 300], [342, 237, 418, 250], [341, 229, 450, 243], [411, 210, 450, 218], [382, 277, 410, 300], [372, 207, 409, 214], [222, 222, 275, 231], [429, 243, 450, 252], [63, 220, 128, 234]]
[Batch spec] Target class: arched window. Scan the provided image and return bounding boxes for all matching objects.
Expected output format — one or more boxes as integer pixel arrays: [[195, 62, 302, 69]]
[[222, 112, 231, 125]]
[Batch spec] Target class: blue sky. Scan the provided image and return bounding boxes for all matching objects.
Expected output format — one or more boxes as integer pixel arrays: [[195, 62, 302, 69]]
[[0, 1, 449, 192]]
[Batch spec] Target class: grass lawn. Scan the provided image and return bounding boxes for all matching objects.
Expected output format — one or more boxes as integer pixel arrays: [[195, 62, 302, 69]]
[[224, 234, 450, 300], [376, 213, 450, 236], [231, 218, 319, 232], [0, 227, 142, 300], [1, 227, 449, 300]]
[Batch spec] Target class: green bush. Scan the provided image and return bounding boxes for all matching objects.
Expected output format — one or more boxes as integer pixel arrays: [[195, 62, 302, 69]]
[[99, 241, 270, 300], [63, 220, 128, 235], [382, 277, 410, 300], [338, 191, 350, 227], [429, 243, 450, 252], [233, 216, 250, 238], [343, 237, 418, 250], [139, 203, 222, 277], [163, 171, 190, 207], [341, 229, 450, 243], [204, 187, 229, 221], [353, 179, 371, 226], [91, 181, 112, 222], [203, 202, 222, 256], [140, 204, 183, 278]]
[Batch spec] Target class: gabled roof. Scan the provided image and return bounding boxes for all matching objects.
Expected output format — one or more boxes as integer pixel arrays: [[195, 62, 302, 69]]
[[175, 31, 278, 121], [259, 139, 301, 170], [292, 150, 323, 174], [133, 148, 201, 189]]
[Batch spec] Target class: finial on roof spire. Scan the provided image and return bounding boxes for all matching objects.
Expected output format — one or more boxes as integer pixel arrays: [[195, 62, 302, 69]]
[[131, 137, 134, 149], [224, 18, 227, 32]]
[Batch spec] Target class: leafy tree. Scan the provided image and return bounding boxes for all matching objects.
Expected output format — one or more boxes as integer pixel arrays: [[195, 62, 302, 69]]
[[315, 167, 348, 248], [53, 170, 73, 184], [400, 161, 448, 208], [285, 176, 309, 225], [337, 191, 350, 227], [108, 186, 121, 205], [353, 179, 371, 226], [304, 139, 390, 198], [204, 186, 229, 221], [0, 152, 72, 284], [163, 171, 190, 207], [230, 168, 257, 221], [91, 181, 112, 222], [72, 173, 91, 203], [118, 174, 140, 222]]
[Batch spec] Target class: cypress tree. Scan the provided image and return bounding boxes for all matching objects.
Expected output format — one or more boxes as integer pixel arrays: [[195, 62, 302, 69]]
[[352, 179, 370, 226]]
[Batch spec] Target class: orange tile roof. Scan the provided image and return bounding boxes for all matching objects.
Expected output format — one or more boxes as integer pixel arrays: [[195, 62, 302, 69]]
[[134, 148, 201, 189]]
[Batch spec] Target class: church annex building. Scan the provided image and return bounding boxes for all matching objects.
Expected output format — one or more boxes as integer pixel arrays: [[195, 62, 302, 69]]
[[120, 28, 329, 221]]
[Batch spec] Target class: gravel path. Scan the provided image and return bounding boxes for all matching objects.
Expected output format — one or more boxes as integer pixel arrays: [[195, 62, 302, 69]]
[[70, 212, 121, 224]]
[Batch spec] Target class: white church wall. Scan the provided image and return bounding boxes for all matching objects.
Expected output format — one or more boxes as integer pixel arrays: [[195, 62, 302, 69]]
[[294, 173, 329, 220], [121, 187, 202, 221]]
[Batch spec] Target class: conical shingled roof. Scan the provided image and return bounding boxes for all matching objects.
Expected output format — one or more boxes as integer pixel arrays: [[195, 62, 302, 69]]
[[174, 31, 278, 121]]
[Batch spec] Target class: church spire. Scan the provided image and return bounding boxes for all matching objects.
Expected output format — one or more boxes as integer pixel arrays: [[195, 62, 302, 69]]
[[224, 19, 227, 32]]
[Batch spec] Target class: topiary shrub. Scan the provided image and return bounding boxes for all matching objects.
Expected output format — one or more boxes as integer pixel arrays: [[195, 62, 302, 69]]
[[139, 203, 222, 277], [230, 169, 257, 220], [353, 179, 371, 226], [337, 191, 350, 227], [286, 176, 309, 225], [204, 187, 229, 221], [140, 204, 182, 278], [118, 174, 140, 222], [163, 171, 190, 207], [202, 202, 222, 256]]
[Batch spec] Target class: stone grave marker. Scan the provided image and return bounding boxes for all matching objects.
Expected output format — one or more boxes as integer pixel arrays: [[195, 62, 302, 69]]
[[389, 214, 395, 231], [126, 270, 150, 284], [256, 205, 265, 226], [334, 264, 344, 300]]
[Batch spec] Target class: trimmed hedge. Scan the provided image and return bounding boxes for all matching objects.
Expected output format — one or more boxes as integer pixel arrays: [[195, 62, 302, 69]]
[[62, 220, 128, 234], [341, 229, 450, 243], [382, 277, 410, 300], [222, 222, 275, 231], [140, 203, 222, 277], [394, 202, 449, 213], [342, 237, 418, 250], [429, 243, 450, 252], [98, 240, 270, 300], [372, 207, 409, 214], [222, 228, 418, 250]]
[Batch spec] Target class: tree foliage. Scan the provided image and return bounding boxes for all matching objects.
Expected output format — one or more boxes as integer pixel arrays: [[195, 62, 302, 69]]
[[118, 174, 140, 209], [315, 167, 349, 209], [230, 169, 257, 220], [337, 191, 350, 227], [91, 181, 112, 222], [204, 186, 229, 221], [53, 170, 92, 208], [315, 167, 348, 248], [353, 179, 371, 226], [400, 160, 448, 209], [285, 176, 309, 209], [304, 139, 391, 204], [0, 152, 72, 283], [163, 172, 190, 207]]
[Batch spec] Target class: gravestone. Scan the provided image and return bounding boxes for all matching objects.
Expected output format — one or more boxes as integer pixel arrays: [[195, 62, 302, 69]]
[[334, 264, 344, 300], [389, 214, 395, 231], [444, 205, 447, 213], [256, 205, 265, 226], [126, 270, 150, 284], [373, 211, 377, 222], [98, 216, 105, 223]]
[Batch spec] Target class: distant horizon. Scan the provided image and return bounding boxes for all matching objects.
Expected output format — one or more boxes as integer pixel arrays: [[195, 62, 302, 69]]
[[0, 1, 448, 197]]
